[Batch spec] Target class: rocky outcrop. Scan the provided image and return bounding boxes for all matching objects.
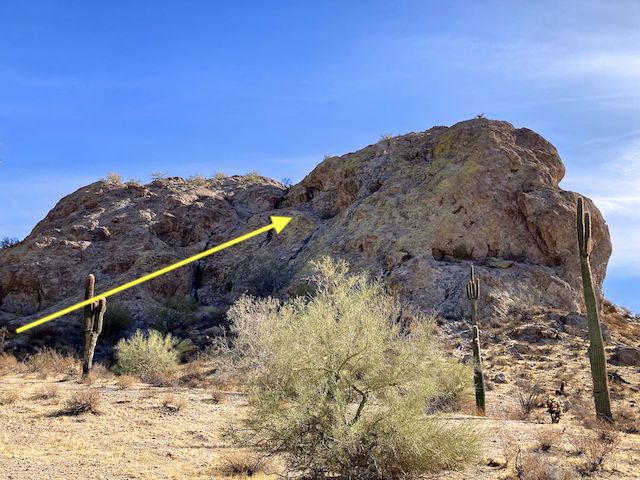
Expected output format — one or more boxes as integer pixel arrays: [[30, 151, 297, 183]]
[[0, 119, 612, 346]]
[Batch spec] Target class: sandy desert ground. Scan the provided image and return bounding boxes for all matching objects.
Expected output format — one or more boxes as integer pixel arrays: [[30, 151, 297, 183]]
[[1, 360, 638, 480]]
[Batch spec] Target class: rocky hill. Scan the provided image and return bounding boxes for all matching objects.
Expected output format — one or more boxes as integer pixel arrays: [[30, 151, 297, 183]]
[[0, 118, 629, 354]]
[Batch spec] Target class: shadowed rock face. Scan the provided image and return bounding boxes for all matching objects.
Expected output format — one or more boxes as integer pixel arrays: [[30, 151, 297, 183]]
[[0, 119, 611, 343]]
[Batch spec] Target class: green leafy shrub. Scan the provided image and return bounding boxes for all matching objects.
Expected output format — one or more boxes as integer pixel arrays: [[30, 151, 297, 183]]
[[102, 303, 133, 340], [150, 295, 198, 334], [114, 330, 182, 384], [246, 261, 292, 297], [220, 257, 480, 479]]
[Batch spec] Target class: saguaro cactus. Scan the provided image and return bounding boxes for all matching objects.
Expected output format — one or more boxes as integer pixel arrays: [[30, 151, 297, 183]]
[[472, 325, 486, 415], [82, 274, 107, 378], [466, 265, 485, 415], [576, 197, 612, 421]]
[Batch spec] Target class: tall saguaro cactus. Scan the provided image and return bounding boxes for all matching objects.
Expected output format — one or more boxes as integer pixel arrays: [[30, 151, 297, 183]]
[[466, 265, 485, 415], [82, 274, 107, 378], [576, 198, 612, 421]]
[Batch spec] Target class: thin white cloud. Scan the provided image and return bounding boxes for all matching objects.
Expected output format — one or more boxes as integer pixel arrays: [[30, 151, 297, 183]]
[[563, 140, 640, 277]]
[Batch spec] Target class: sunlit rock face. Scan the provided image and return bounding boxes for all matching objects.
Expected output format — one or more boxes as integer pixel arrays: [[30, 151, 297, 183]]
[[0, 119, 611, 346]]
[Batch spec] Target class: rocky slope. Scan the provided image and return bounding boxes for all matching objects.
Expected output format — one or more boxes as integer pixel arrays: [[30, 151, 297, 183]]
[[0, 118, 623, 351]]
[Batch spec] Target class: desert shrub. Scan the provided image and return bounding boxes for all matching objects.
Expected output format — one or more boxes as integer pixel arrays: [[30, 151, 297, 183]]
[[218, 452, 271, 477], [242, 171, 263, 185], [220, 257, 479, 479], [515, 449, 577, 480], [613, 401, 639, 434], [114, 330, 181, 385], [209, 390, 224, 404], [150, 171, 168, 180], [280, 176, 292, 187], [0, 389, 19, 405], [62, 389, 100, 415], [213, 171, 226, 181], [105, 172, 123, 184], [115, 374, 136, 389], [102, 303, 134, 340], [0, 326, 8, 352], [177, 356, 215, 388], [535, 429, 561, 452], [0, 237, 20, 249], [0, 353, 24, 376], [187, 174, 207, 186], [245, 261, 292, 297], [31, 386, 59, 401], [577, 430, 620, 474], [161, 393, 186, 413], [24, 348, 79, 377], [126, 178, 143, 186], [515, 380, 544, 419], [149, 295, 198, 334]]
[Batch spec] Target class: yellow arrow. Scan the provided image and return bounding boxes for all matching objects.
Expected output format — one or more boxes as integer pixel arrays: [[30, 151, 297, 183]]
[[16, 216, 292, 334]]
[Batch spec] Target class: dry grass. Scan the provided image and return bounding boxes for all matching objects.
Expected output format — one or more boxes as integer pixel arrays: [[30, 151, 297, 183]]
[[141, 366, 179, 387], [535, 429, 562, 453], [115, 374, 137, 389], [0, 372, 638, 480], [186, 175, 208, 186], [31, 385, 59, 401], [0, 353, 25, 376], [161, 393, 186, 413], [217, 451, 271, 478], [577, 430, 621, 475], [515, 450, 578, 480], [0, 388, 20, 405], [209, 390, 224, 404], [105, 172, 123, 184], [24, 348, 79, 378], [177, 356, 214, 388], [60, 389, 101, 416], [568, 433, 591, 456]]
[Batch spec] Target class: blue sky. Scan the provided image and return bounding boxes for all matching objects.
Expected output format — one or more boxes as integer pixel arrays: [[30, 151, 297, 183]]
[[1, 1, 638, 311]]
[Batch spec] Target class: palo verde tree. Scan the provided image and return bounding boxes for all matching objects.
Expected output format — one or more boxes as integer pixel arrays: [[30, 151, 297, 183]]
[[576, 197, 612, 421], [219, 257, 479, 479]]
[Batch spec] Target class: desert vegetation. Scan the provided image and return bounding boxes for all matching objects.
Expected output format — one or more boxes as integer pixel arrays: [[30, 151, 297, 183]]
[[217, 257, 480, 478], [1, 158, 638, 479]]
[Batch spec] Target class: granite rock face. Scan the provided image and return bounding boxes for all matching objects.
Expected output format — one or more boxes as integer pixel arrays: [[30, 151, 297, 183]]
[[0, 119, 612, 342]]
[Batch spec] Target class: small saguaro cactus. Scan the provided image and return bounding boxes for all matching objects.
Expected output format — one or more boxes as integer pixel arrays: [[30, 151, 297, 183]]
[[465, 264, 479, 325], [82, 273, 107, 378], [576, 197, 612, 421], [472, 325, 486, 415]]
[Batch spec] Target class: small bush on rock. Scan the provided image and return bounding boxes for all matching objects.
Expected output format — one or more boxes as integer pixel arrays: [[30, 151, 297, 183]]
[[219, 257, 480, 479]]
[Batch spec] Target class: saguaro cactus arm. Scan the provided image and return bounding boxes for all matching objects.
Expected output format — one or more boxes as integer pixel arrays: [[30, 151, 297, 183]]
[[465, 265, 479, 325]]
